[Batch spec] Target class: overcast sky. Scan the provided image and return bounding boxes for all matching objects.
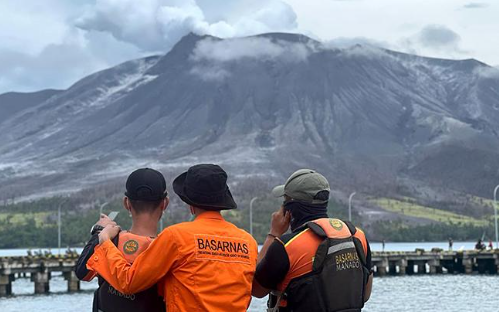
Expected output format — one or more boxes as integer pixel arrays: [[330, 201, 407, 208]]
[[0, 0, 497, 93]]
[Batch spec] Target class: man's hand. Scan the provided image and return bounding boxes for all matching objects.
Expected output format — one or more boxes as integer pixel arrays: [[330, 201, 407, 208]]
[[98, 224, 120, 244], [269, 206, 291, 237], [96, 214, 116, 228]]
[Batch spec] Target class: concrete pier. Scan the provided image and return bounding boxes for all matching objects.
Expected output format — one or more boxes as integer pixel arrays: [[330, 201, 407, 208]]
[[1, 250, 498, 296], [372, 249, 499, 276], [0, 255, 81, 296]]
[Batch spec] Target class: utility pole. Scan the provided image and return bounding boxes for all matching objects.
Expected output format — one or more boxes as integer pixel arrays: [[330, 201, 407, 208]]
[[348, 192, 356, 222], [249, 197, 258, 236], [58, 198, 69, 256], [494, 185, 499, 249], [99, 202, 109, 216]]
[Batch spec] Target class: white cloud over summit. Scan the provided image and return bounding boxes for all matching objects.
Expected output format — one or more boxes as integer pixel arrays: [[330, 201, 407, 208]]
[[0, 0, 299, 93], [191, 37, 312, 63], [189, 36, 314, 81], [1, 0, 499, 93], [75, 0, 298, 52]]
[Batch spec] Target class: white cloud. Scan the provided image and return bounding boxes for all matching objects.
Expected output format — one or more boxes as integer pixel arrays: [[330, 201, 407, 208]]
[[398, 24, 468, 60], [415, 25, 462, 51], [323, 37, 392, 50], [189, 36, 314, 81], [2, 0, 499, 93], [0, 0, 300, 93], [0, 29, 145, 93], [462, 2, 489, 9], [191, 37, 312, 63], [337, 45, 391, 60], [75, 0, 299, 52], [475, 66, 499, 79], [189, 65, 231, 82]]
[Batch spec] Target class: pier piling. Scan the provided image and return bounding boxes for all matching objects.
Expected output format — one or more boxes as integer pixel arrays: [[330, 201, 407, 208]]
[[0, 275, 13, 296], [32, 271, 50, 294], [396, 259, 407, 275], [64, 271, 80, 292]]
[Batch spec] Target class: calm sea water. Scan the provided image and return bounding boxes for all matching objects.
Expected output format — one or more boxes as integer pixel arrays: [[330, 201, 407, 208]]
[[0, 241, 482, 257], [1, 242, 497, 312]]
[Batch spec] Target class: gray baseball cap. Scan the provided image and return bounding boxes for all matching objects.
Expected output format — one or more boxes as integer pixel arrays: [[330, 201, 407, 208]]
[[271, 169, 330, 204]]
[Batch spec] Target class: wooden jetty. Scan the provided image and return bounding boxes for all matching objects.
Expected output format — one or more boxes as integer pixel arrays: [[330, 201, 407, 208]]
[[1, 249, 498, 296]]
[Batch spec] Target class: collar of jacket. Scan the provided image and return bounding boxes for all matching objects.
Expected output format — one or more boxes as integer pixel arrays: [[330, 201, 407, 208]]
[[194, 211, 224, 221]]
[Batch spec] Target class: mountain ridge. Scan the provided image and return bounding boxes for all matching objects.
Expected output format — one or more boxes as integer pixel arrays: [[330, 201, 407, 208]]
[[0, 32, 498, 212]]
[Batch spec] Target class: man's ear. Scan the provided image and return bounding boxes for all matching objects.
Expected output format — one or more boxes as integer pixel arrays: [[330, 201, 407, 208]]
[[123, 197, 131, 211]]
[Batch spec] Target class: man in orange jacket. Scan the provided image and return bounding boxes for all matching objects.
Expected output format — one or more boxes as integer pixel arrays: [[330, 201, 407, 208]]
[[87, 164, 258, 312]]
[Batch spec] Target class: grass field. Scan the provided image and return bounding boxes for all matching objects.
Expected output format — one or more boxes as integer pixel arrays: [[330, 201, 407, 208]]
[[468, 195, 496, 208], [371, 198, 489, 227]]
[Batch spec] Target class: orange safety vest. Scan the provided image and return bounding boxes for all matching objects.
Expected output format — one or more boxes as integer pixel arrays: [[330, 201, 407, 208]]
[[87, 211, 258, 312], [274, 218, 369, 311]]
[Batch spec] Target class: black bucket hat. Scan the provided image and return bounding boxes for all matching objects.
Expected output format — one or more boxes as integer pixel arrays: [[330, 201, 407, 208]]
[[173, 164, 237, 210]]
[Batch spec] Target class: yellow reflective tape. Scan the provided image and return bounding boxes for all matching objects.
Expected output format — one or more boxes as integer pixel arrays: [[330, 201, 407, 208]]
[[284, 229, 309, 247]]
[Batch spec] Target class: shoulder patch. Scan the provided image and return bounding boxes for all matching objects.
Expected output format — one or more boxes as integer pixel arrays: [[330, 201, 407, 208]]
[[329, 219, 343, 231], [123, 239, 139, 255]]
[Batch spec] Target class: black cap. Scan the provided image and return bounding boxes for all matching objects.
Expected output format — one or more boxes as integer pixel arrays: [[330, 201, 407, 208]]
[[125, 168, 168, 201], [172, 164, 237, 210]]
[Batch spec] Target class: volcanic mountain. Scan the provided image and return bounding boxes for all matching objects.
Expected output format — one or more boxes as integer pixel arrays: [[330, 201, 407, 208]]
[[1, 32, 498, 204]]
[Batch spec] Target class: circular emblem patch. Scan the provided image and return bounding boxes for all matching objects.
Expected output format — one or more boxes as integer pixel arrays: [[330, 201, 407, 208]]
[[123, 240, 139, 255], [329, 219, 343, 231]]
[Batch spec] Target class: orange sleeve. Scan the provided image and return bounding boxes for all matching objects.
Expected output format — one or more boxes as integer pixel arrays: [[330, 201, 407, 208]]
[[86, 228, 178, 294]]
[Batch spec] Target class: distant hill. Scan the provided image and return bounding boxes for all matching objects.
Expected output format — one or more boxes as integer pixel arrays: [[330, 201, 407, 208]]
[[0, 33, 498, 222], [0, 89, 62, 124]]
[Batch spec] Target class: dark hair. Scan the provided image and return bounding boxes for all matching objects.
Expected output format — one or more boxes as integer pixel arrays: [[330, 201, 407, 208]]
[[130, 199, 163, 214]]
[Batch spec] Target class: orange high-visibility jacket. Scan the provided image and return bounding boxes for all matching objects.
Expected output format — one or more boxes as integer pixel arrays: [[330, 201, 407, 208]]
[[87, 211, 258, 312], [82, 231, 155, 281]]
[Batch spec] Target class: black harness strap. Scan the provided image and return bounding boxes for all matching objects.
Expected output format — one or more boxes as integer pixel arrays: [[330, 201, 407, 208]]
[[344, 220, 357, 236]]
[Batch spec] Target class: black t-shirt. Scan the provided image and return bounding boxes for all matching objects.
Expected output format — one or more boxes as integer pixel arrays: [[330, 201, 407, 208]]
[[254, 233, 293, 290], [254, 229, 373, 290]]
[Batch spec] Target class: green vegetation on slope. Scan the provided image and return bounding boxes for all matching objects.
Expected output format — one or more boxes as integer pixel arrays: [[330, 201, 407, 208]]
[[371, 198, 489, 226], [0, 193, 495, 248], [373, 220, 494, 242]]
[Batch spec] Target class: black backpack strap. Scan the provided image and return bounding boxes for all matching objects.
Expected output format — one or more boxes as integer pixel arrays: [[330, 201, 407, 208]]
[[95, 232, 120, 311], [97, 233, 120, 285], [343, 222, 368, 268], [111, 231, 120, 247], [305, 221, 327, 238], [343, 221, 357, 236]]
